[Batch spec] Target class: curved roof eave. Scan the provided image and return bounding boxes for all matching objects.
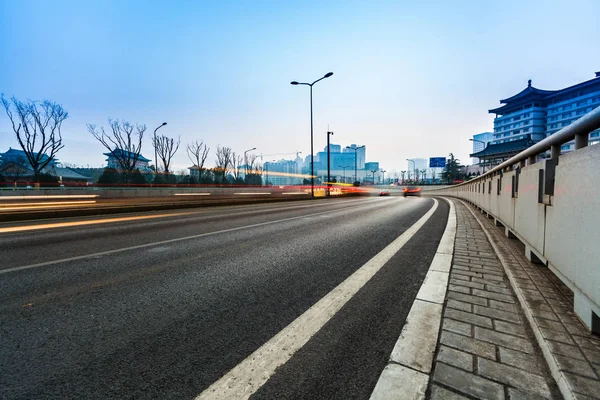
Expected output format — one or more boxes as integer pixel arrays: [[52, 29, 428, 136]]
[[499, 86, 558, 104]]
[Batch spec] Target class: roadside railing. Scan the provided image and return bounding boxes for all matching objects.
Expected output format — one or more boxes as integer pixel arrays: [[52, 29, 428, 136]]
[[427, 106, 600, 332]]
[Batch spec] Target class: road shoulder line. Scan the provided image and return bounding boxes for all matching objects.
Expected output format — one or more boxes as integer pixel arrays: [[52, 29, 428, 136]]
[[370, 197, 456, 400]]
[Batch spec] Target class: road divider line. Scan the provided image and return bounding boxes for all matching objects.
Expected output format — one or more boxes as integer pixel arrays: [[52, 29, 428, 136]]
[[370, 198, 456, 400], [173, 193, 211, 196], [195, 199, 439, 400], [0, 199, 398, 275]]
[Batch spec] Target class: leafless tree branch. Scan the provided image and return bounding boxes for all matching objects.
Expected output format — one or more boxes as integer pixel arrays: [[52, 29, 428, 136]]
[[87, 119, 146, 182], [153, 135, 180, 174], [186, 140, 210, 178], [1, 96, 67, 182]]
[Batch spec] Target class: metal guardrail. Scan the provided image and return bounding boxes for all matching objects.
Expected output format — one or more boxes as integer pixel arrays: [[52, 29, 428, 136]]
[[471, 106, 600, 181]]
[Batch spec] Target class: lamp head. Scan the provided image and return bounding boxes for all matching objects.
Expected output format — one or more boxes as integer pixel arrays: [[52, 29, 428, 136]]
[[290, 81, 299, 85], [162, 122, 167, 126], [324, 72, 334, 78]]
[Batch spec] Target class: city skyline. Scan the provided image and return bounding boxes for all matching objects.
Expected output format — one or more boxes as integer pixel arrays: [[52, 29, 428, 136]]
[[1, 1, 599, 174]]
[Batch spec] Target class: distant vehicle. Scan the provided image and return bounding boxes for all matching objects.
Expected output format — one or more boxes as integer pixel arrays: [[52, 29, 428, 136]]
[[403, 186, 422, 197], [379, 190, 391, 196]]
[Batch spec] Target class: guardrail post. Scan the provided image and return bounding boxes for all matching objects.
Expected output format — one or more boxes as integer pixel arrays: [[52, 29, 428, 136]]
[[551, 144, 561, 160], [527, 155, 536, 166]]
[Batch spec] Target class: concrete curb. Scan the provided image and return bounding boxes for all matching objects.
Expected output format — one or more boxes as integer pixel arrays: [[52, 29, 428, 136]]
[[370, 198, 456, 400], [459, 199, 575, 400]]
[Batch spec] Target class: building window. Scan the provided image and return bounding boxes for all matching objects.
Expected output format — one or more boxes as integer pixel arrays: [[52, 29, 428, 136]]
[[591, 132, 600, 138], [561, 144, 570, 151], [563, 121, 570, 126]]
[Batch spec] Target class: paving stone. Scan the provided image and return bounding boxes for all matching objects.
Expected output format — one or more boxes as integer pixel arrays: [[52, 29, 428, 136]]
[[447, 291, 488, 306], [563, 372, 600, 398], [534, 317, 567, 333], [430, 384, 471, 400], [484, 273, 511, 282], [448, 284, 471, 295], [472, 277, 507, 287], [443, 318, 472, 336], [474, 327, 535, 354], [452, 270, 484, 279], [531, 309, 560, 321], [449, 279, 485, 290], [437, 345, 474, 372], [514, 282, 539, 291], [583, 347, 600, 364], [572, 335, 600, 351], [546, 340, 586, 361], [446, 299, 472, 313], [554, 354, 598, 379], [472, 289, 515, 303], [433, 363, 504, 400], [450, 273, 471, 282], [507, 387, 549, 400], [445, 308, 493, 329], [452, 264, 471, 272], [539, 326, 575, 345], [499, 347, 544, 375], [489, 299, 519, 313], [440, 331, 496, 359], [478, 357, 552, 398], [474, 305, 522, 323], [494, 320, 527, 338], [486, 285, 513, 295]]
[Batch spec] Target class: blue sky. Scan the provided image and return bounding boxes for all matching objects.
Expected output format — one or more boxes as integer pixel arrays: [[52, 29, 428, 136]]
[[1, 0, 599, 175]]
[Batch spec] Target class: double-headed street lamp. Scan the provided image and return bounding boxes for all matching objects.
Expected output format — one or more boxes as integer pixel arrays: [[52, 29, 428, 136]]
[[470, 138, 487, 172], [381, 169, 386, 185], [327, 131, 334, 196], [371, 169, 377, 184], [407, 159, 416, 183], [339, 165, 351, 183], [244, 147, 257, 182], [153, 122, 167, 173], [346, 145, 365, 185], [291, 72, 334, 197]]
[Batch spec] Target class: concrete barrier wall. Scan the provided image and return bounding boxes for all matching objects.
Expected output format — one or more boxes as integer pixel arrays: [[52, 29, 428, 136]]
[[428, 144, 600, 331]]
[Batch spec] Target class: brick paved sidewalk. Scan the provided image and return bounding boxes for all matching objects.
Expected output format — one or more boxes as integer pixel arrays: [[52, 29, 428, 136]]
[[428, 201, 561, 399]]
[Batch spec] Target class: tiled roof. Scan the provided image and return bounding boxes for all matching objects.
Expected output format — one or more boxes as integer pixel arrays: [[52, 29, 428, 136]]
[[470, 136, 535, 158], [103, 149, 151, 162]]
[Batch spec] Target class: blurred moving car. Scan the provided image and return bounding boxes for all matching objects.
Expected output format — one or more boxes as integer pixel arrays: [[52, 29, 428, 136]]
[[403, 186, 422, 197], [379, 190, 391, 196]]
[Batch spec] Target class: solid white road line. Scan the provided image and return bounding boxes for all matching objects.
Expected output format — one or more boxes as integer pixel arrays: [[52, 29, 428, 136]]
[[0, 199, 400, 275], [195, 199, 439, 400], [370, 198, 456, 400]]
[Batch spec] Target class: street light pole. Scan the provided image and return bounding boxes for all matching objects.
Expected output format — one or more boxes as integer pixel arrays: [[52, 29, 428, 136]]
[[346, 145, 365, 185], [327, 131, 333, 196], [371, 169, 377, 185], [407, 159, 416, 184], [339, 165, 351, 183], [244, 147, 257, 183], [381, 169, 386, 185], [291, 72, 334, 198], [470, 138, 487, 173], [153, 122, 167, 174]]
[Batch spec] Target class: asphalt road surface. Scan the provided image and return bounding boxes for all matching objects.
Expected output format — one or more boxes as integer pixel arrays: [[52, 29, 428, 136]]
[[0, 196, 449, 399]]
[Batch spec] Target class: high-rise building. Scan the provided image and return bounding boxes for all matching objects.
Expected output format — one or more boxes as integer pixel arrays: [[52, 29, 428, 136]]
[[471, 132, 494, 164], [476, 72, 600, 166]]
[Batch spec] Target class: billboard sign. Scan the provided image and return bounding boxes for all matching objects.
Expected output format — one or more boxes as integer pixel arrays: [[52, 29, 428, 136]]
[[429, 157, 446, 168]]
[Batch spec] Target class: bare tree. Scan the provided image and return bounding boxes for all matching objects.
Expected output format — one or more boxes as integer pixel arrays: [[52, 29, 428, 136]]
[[153, 135, 180, 175], [231, 152, 244, 181], [87, 119, 146, 183], [400, 171, 406, 184], [187, 140, 210, 180], [214, 146, 233, 183], [2, 96, 68, 183]]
